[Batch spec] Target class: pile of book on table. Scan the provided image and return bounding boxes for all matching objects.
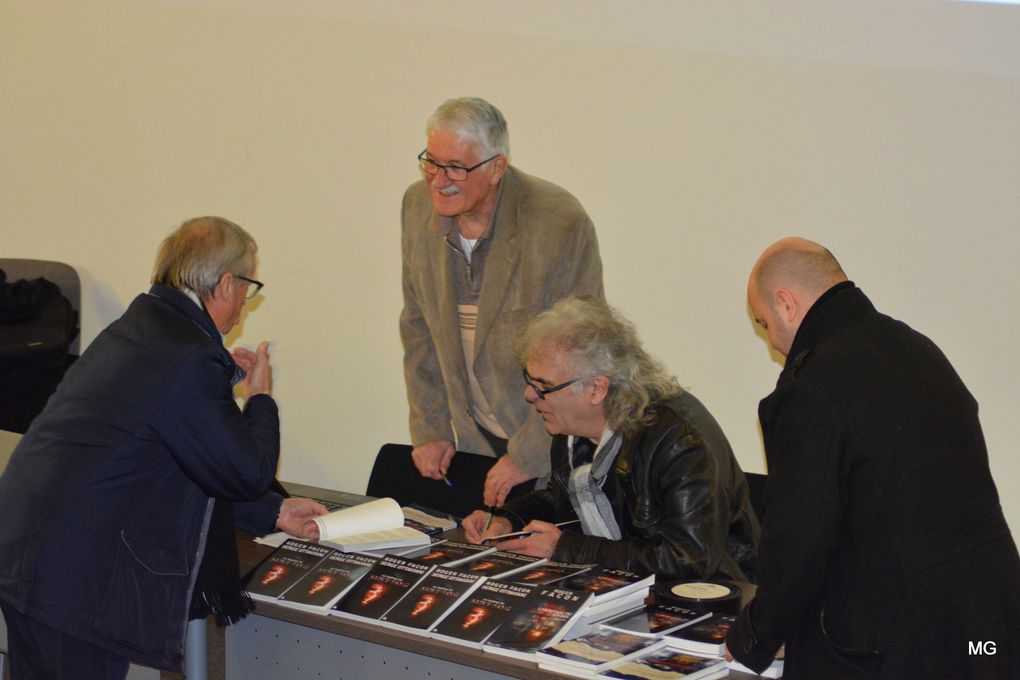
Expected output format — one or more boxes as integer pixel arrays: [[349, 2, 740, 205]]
[[537, 603, 782, 678], [244, 536, 656, 658], [243, 496, 782, 677]]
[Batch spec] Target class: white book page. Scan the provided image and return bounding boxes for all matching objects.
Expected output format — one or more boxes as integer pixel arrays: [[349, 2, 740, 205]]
[[312, 497, 404, 541]]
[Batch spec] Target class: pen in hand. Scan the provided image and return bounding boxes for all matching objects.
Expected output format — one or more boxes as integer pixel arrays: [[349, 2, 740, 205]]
[[482, 519, 581, 544], [483, 506, 495, 534]]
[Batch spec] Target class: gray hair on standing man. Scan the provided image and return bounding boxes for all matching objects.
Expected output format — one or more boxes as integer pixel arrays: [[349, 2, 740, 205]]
[[426, 97, 511, 159]]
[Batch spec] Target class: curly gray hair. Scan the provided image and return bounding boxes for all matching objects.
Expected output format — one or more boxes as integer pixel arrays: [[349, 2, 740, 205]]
[[517, 297, 683, 434]]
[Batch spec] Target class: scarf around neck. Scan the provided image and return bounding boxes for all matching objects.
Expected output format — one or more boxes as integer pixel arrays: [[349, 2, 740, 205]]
[[566, 428, 623, 540]]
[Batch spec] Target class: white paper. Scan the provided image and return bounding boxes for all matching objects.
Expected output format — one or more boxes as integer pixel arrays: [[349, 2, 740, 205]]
[[312, 496, 405, 542]]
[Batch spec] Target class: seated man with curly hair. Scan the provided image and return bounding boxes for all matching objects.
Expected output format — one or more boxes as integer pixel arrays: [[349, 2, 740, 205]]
[[463, 297, 758, 581]]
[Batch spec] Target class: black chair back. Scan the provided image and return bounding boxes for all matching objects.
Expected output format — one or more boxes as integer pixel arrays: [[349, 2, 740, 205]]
[[366, 443, 496, 520]]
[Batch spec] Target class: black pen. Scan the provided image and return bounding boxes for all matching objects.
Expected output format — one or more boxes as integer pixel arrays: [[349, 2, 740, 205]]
[[482, 519, 581, 544], [483, 506, 496, 533]]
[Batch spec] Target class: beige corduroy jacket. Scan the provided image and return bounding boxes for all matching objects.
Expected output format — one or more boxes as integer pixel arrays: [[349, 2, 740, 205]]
[[399, 166, 604, 479]]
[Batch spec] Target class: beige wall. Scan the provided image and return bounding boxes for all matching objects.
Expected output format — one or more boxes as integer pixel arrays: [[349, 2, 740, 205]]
[[2, 0, 1018, 533]]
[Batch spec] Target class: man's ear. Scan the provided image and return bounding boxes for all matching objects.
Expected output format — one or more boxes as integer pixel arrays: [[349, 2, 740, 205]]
[[211, 272, 234, 301], [488, 155, 508, 186], [589, 376, 611, 406], [773, 288, 799, 324]]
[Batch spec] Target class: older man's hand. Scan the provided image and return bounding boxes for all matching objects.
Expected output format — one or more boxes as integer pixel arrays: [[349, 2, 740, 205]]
[[411, 440, 456, 480], [483, 456, 533, 507], [275, 497, 328, 539], [232, 341, 273, 397]]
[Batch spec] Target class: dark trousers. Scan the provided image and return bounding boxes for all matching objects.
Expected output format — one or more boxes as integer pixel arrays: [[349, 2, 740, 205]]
[[1, 604, 129, 680]]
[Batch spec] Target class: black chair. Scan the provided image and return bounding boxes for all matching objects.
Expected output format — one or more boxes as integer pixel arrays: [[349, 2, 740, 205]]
[[0, 258, 80, 355], [366, 443, 496, 520], [744, 471, 767, 524], [0, 259, 81, 432]]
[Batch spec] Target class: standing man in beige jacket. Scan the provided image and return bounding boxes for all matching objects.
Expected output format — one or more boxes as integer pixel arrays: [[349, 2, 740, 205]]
[[400, 97, 604, 508]]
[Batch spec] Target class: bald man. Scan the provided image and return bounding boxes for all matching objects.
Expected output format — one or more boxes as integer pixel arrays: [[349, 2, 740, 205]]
[[726, 238, 1020, 679]]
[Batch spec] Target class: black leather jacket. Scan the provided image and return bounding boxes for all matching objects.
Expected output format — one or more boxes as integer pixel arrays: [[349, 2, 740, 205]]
[[499, 392, 759, 581]]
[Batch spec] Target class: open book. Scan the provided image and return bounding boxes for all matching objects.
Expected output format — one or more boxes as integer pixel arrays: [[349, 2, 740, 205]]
[[313, 497, 430, 553]]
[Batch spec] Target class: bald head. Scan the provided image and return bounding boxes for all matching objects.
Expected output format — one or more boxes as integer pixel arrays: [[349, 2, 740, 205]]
[[752, 237, 847, 299], [748, 237, 848, 357]]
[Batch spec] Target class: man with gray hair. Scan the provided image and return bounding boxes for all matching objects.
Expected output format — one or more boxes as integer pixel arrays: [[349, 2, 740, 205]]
[[0, 217, 326, 679], [462, 297, 759, 581], [401, 97, 604, 509], [726, 237, 1020, 678]]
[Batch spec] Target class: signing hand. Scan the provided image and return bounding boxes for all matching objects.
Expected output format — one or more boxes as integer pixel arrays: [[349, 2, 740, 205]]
[[275, 497, 328, 539], [483, 456, 534, 507], [462, 510, 512, 544], [411, 440, 456, 480], [489, 519, 561, 559]]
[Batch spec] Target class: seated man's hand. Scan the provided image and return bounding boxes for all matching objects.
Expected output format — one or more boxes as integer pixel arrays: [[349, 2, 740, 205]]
[[275, 497, 328, 539], [462, 510, 512, 544], [483, 456, 534, 507], [490, 520, 561, 559], [411, 440, 455, 480]]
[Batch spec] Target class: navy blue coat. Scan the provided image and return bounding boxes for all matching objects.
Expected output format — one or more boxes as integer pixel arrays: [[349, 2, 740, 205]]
[[727, 283, 1020, 679], [0, 285, 283, 671]]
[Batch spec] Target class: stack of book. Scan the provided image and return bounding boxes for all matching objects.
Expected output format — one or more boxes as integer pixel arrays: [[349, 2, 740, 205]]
[[601, 603, 711, 638], [596, 644, 729, 679], [662, 613, 736, 657], [558, 567, 655, 639], [456, 549, 548, 579], [663, 613, 783, 678], [502, 561, 595, 587], [481, 586, 594, 660], [539, 603, 784, 678], [378, 566, 488, 634], [277, 550, 380, 613], [536, 628, 665, 677], [331, 554, 435, 622], [429, 580, 538, 647], [416, 539, 497, 567], [244, 539, 335, 603], [242, 509, 779, 675], [536, 603, 710, 678]]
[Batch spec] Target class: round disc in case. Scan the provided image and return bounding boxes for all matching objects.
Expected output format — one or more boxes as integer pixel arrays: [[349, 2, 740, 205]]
[[657, 580, 742, 613]]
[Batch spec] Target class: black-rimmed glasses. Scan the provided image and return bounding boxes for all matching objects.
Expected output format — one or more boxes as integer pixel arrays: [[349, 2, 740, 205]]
[[236, 275, 264, 300], [523, 369, 590, 400], [418, 150, 499, 181]]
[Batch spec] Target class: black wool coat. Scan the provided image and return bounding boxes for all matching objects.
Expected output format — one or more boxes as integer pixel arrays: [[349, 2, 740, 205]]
[[727, 282, 1020, 679]]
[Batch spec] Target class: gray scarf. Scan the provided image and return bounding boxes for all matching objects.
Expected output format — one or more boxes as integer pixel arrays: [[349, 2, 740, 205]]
[[566, 429, 623, 540]]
